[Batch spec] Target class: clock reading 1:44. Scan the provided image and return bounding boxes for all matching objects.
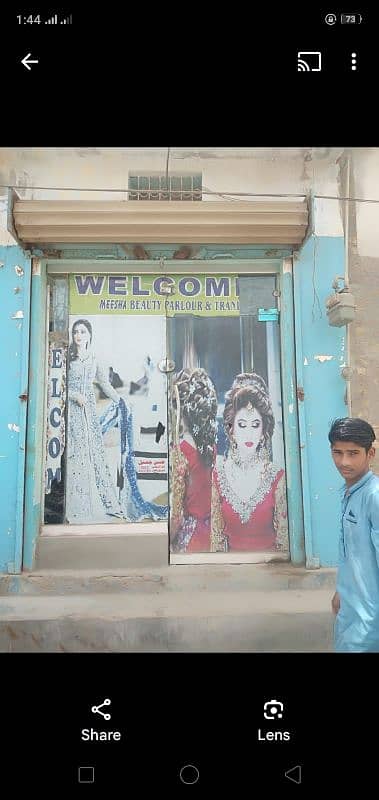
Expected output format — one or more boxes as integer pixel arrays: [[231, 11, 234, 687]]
[[17, 15, 41, 24]]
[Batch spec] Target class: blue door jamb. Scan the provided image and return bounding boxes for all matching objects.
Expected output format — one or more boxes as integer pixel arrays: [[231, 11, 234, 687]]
[[23, 258, 48, 570], [0, 245, 31, 573], [280, 257, 306, 565]]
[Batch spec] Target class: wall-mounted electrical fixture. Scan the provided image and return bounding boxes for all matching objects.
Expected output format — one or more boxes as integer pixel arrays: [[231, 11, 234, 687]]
[[325, 275, 356, 327], [341, 365, 354, 380]]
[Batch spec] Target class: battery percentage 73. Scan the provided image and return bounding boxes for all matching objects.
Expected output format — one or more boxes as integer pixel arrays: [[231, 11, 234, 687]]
[[341, 13, 362, 24]]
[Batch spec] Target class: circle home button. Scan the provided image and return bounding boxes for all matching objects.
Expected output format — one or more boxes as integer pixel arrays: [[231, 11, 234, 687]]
[[179, 764, 200, 785]]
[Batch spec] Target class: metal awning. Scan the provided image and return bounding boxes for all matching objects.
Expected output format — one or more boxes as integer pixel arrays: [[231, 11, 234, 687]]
[[12, 198, 309, 245]]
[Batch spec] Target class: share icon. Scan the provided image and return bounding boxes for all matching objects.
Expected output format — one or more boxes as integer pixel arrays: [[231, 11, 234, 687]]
[[91, 698, 112, 720]]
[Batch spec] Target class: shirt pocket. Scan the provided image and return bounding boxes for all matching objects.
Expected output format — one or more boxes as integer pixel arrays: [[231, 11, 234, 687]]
[[343, 516, 359, 556]]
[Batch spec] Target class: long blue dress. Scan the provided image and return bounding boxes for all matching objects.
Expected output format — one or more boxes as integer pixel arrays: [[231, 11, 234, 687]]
[[66, 348, 168, 524], [66, 350, 122, 522], [100, 398, 168, 521], [335, 470, 379, 652]]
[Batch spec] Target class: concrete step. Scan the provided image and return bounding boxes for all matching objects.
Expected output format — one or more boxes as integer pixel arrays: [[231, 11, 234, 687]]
[[0, 564, 337, 596], [0, 588, 334, 652], [35, 531, 168, 569]]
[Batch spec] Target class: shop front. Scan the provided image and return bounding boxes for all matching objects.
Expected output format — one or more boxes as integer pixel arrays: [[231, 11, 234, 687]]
[[5, 192, 350, 574], [29, 256, 302, 569], [45, 265, 291, 562]]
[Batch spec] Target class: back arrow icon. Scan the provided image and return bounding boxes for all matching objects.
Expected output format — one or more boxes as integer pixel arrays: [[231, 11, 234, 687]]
[[22, 53, 39, 71], [285, 765, 302, 784]]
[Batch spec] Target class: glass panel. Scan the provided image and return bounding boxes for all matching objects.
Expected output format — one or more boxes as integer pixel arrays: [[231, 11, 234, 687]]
[[149, 175, 159, 200], [63, 274, 168, 525], [128, 175, 138, 190], [49, 278, 69, 332], [167, 274, 288, 556], [128, 175, 139, 201], [171, 175, 181, 201], [192, 173, 202, 200], [182, 176, 192, 201], [238, 274, 276, 316], [159, 174, 169, 200], [139, 175, 149, 200], [127, 174, 202, 201], [171, 176, 181, 190]]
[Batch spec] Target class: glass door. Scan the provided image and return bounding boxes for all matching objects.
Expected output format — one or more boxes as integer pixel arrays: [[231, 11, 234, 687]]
[[44, 273, 169, 527], [43, 269, 289, 564], [167, 274, 289, 562]]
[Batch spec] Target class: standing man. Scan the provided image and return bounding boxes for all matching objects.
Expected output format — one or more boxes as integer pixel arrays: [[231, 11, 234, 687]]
[[329, 418, 379, 652]]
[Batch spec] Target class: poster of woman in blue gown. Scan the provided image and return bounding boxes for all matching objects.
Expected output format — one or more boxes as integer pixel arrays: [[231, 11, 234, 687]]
[[66, 316, 168, 524]]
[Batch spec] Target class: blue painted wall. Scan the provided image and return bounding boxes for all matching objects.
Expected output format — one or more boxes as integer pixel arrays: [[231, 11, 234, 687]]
[[294, 236, 347, 567], [0, 246, 31, 573], [280, 263, 305, 565], [23, 260, 47, 569], [1, 238, 346, 572]]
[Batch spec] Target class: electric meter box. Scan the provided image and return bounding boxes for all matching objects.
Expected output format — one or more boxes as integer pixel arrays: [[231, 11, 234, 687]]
[[325, 289, 356, 327]]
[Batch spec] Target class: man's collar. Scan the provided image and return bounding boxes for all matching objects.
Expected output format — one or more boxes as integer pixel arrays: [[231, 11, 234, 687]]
[[340, 470, 373, 496]]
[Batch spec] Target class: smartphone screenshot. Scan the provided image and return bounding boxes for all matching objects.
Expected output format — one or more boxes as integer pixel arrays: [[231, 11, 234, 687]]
[[0, 7, 376, 791]]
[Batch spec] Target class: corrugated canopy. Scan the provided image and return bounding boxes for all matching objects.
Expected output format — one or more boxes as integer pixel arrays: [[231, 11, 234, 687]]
[[12, 199, 308, 244]]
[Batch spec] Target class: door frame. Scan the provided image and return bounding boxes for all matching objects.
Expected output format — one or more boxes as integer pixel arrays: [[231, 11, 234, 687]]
[[23, 257, 305, 567]]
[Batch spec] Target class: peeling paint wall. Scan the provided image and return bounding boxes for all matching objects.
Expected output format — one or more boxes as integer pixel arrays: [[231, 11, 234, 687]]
[[343, 150, 379, 462], [349, 253, 379, 455], [0, 198, 18, 247], [0, 147, 344, 235], [294, 236, 346, 567], [0, 246, 31, 572]]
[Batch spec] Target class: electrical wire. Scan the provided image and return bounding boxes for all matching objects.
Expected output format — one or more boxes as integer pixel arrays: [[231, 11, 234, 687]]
[[0, 184, 307, 197], [3, 183, 379, 203], [165, 147, 170, 192], [311, 234, 323, 323]]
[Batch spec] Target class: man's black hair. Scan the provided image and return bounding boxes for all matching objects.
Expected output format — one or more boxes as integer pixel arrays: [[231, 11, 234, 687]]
[[328, 417, 376, 452]]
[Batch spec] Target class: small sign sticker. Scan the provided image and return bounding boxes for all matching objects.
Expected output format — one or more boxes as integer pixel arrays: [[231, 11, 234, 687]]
[[258, 308, 279, 322]]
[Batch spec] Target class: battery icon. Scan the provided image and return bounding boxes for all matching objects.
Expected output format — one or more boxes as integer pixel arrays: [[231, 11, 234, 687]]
[[341, 13, 362, 23]]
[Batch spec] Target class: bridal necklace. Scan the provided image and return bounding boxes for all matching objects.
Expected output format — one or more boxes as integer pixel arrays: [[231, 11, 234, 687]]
[[230, 446, 261, 471], [219, 456, 278, 524], [227, 446, 264, 493]]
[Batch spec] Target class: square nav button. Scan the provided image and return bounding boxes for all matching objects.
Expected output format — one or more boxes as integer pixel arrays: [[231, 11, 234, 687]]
[[78, 766, 95, 784]]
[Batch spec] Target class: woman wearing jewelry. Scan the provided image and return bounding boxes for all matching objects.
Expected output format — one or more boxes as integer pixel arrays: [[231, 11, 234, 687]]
[[211, 373, 288, 552], [66, 318, 123, 523], [170, 367, 218, 553]]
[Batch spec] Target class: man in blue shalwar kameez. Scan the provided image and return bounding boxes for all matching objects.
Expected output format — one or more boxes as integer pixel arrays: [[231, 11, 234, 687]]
[[329, 418, 379, 653]]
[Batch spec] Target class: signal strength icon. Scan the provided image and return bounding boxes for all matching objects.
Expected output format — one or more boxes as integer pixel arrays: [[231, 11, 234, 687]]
[[45, 14, 58, 24], [60, 14, 72, 24]]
